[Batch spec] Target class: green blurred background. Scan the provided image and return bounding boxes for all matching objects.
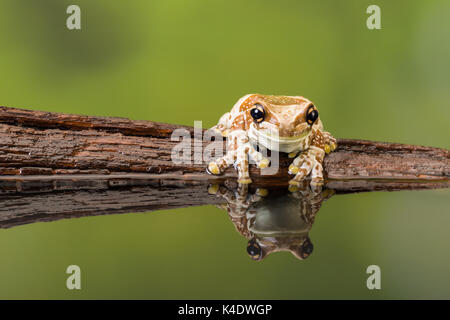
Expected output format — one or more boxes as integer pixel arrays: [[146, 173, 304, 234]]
[[0, 0, 448, 299]]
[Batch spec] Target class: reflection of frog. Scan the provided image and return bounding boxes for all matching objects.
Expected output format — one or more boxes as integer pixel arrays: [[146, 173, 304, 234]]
[[209, 183, 334, 261], [207, 94, 336, 187]]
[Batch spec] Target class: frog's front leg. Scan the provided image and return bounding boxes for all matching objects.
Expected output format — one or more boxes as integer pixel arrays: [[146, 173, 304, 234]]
[[288, 130, 335, 187], [208, 183, 268, 213], [288, 146, 325, 186], [207, 130, 270, 184]]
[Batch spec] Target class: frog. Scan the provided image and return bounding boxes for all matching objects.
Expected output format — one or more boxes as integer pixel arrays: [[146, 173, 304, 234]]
[[207, 94, 337, 187], [208, 182, 335, 260]]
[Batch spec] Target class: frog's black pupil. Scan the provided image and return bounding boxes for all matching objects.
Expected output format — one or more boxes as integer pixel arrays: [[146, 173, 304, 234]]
[[302, 239, 314, 255], [247, 243, 261, 257], [250, 107, 265, 122], [307, 106, 318, 124]]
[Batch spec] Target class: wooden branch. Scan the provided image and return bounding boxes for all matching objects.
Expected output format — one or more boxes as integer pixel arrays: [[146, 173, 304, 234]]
[[0, 106, 448, 182], [0, 178, 446, 229], [0, 106, 448, 228]]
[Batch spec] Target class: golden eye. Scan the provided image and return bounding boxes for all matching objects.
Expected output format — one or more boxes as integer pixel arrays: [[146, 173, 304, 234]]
[[306, 105, 319, 125], [250, 103, 265, 123]]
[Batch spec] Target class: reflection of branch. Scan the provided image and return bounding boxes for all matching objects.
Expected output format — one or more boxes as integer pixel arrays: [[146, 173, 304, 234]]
[[0, 181, 222, 229], [0, 106, 448, 228], [0, 175, 447, 229]]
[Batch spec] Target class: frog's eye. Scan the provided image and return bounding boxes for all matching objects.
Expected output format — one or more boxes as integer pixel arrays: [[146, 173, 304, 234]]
[[250, 104, 265, 123], [300, 237, 314, 259], [247, 239, 262, 260], [306, 105, 319, 125]]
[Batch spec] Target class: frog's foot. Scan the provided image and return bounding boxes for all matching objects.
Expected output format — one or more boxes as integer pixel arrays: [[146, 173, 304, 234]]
[[247, 145, 271, 169], [288, 146, 325, 187], [288, 181, 335, 226], [324, 141, 337, 154], [236, 144, 272, 184], [288, 179, 322, 195], [207, 150, 237, 175], [255, 188, 269, 197], [288, 179, 323, 197], [322, 131, 337, 154], [207, 143, 270, 185], [208, 183, 268, 218], [207, 147, 253, 184]]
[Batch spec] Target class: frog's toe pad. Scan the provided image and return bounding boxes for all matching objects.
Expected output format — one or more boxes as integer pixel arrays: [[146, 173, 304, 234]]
[[324, 142, 337, 154], [331, 142, 337, 151], [255, 188, 269, 197], [208, 184, 220, 195], [288, 164, 299, 175], [237, 178, 252, 184], [258, 158, 270, 169], [207, 162, 221, 175]]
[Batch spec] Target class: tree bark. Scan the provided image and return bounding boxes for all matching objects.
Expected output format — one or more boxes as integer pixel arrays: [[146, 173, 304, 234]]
[[0, 106, 448, 228]]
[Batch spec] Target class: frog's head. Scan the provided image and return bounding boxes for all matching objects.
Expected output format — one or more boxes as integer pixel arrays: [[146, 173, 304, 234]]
[[246, 235, 314, 261], [235, 94, 322, 153]]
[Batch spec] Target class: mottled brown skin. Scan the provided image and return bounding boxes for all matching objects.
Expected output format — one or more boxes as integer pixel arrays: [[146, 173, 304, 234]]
[[231, 95, 312, 134], [208, 94, 337, 187], [209, 183, 334, 261]]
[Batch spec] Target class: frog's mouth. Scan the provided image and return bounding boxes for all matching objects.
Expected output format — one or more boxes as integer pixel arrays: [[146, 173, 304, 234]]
[[248, 125, 311, 153]]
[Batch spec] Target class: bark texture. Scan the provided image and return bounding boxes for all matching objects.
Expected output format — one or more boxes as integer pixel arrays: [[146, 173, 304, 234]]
[[0, 106, 448, 228]]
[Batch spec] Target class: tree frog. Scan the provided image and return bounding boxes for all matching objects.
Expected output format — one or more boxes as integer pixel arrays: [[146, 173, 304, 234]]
[[209, 182, 335, 261], [207, 94, 337, 187]]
